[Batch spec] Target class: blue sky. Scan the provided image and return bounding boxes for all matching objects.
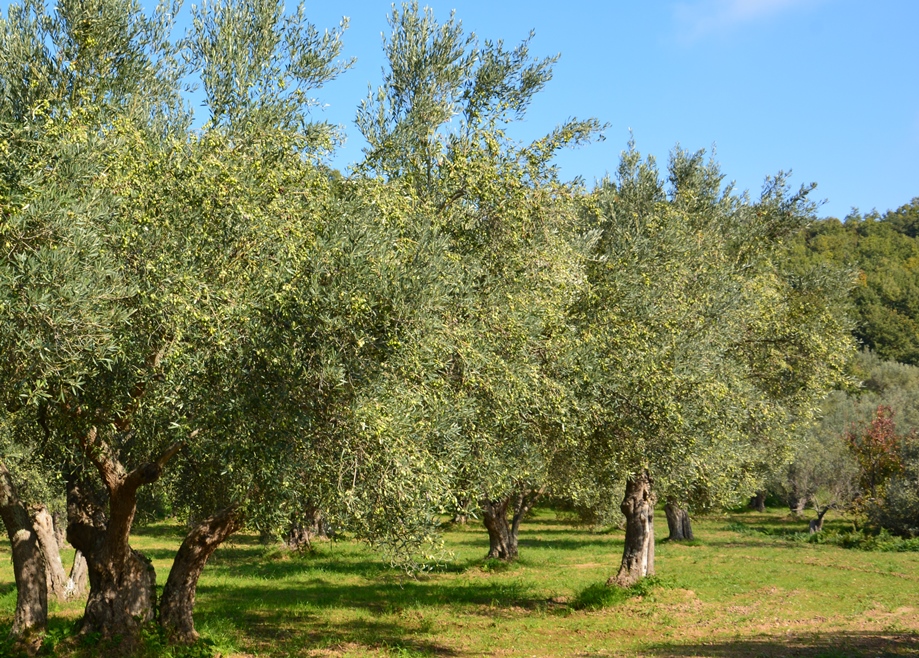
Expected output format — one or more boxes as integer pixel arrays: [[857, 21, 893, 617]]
[[290, 0, 919, 220], [7, 0, 917, 219]]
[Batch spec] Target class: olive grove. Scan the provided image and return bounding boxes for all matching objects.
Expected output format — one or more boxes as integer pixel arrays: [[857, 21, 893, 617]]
[[0, 0, 858, 651]]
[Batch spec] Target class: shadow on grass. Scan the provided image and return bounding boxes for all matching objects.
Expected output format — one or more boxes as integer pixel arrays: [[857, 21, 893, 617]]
[[194, 578, 539, 655], [233, 614, 460, 656], [197, 574, 539, 615], [639, 631, 919, 658]]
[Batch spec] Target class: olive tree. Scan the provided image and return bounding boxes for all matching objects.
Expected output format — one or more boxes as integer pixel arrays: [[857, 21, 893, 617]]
[[0, 0, 374, 644], [574, 145, 853, 586], [356, 2, 600, 561]]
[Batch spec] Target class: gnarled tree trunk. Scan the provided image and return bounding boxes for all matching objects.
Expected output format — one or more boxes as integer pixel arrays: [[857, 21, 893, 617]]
[[285, 504, 327, 551], [480, 486, 543, 562], [480, 496, 516, 560], [663, 500, 694, 541], [749, 491, 766, 512], [31, 506, 68, 601], [66, 473, 157, 640], [0, 462, 47, 642], [609, 471, 656, 588], [160, 505, 243, 644], [67, 550, 89, 600], [66, 430, 183, 642]]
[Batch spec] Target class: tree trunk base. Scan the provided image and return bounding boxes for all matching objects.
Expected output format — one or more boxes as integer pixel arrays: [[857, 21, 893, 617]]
[[160, 506, 242, 644], [80, 548, 157, 639], [664, 501, 694, 542], [610, 472, 656, 588], [481, 497, 518, 561]]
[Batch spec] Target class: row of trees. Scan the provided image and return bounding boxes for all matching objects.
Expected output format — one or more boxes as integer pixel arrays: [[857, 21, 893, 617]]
[[0, 0, 853, 651], [772, 351, 919, 534]]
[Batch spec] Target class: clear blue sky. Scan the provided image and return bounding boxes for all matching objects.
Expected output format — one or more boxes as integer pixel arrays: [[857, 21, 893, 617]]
[[7, 0, 918, 219]]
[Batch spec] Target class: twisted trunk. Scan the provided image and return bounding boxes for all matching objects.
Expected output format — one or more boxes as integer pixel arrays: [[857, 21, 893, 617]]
[[160, 505, 243, 644], [66, 473, 157, 639], [480, 487, 543, 561], [66, 429, 182, 641], [609, 471, 656, 588], [481, 496, 515, 560], [663, 500, 694, 542], [809, 506, 830, 534], [749, 491, 766, 512], [0, 462, 47, 640], [285, 504, 328, 551], [31, 506, 68, 601]]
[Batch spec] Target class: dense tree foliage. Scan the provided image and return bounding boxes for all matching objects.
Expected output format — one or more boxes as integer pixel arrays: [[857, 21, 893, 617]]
[[355, 2, 601, 561], [574, 147, 853, 585], [775, 351, 919, 530], [790, 199, 919, 365], [0, 0, 863, 650]]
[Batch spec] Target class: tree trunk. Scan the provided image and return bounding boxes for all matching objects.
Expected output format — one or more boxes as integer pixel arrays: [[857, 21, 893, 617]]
[[480, 497, 517, 561], [285, 505, 327, 551], [66, 430, 183, 642], [788, 494, 808, 516], [31, 506, 69, 601], [480, 486, 543, 562], [451, 497, 471, 525], [809, 506, 830, 534], [749, 491, 766, 512], [66, 474, 157, 640], [66, 550, 89, 600], [160, 505, 243, 644], [0, 462, 47, 642], [609, 471, 656, 588], [663, 500, 694, 541]]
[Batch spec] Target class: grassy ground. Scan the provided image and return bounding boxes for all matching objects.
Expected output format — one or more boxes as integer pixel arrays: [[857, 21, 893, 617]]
[[2, 508, 919, 657]]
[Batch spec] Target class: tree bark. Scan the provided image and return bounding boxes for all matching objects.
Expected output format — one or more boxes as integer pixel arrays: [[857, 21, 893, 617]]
[[663, 500, 694, 541], [66, 473, 157, 641], [66, 429, 183, 641], [285, 504, 327, 551], [480, 487, 542, 562], [31, 506, 69, 601], [0, 462, 47, 641], [66, 550, 89, 600], [788, 494, 808, 516], [809, 506, 830, 534], [160, 505, 243, 644], [480, 496, 516, 560], [609, 471, 656, 588], [749, 491, 766, 512]]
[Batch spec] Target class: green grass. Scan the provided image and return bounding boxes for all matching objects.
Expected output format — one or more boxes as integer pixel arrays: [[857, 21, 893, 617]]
[[2, 508, 919, 656]]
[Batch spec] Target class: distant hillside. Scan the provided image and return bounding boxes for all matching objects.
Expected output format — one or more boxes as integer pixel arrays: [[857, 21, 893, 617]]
[[790, 198, 919, 366]]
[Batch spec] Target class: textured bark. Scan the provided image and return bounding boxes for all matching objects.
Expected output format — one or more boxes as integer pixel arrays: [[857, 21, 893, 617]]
[[66, 430, 182, 641], [160, 506, 243, 643], [663, 500, 694, 542], [480, 487, 542, 561], [66, 474, 157, 640], [66, 550, 89, 600], [0, 463, 47, 641], [31, 506, 68, 601], [749, 491, 767, 512], [609, 471, 656, 588], [481, 497, 516, 560]]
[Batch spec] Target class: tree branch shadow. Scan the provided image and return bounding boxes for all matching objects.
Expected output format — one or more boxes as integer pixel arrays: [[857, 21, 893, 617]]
[[639, 631, 919, 657]]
